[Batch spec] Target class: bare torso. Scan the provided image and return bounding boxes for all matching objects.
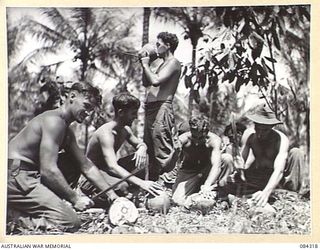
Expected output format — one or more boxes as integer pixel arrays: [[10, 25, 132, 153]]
[[146, 57, 181, 103], [247, 129, 281, 170], [86, 121, 129, 168], [180, 132, 219, 170], [8, 110, 68, 165]]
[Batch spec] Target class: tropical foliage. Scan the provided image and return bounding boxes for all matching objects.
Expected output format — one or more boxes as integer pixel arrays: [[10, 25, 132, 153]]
[[8, 7, 141, 139]]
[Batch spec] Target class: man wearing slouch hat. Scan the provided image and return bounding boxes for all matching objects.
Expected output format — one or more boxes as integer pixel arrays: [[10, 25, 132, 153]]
[[218, 105, 306, 207]]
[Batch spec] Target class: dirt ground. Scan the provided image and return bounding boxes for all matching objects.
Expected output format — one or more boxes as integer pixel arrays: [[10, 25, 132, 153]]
[[6, 189, 310, 235]]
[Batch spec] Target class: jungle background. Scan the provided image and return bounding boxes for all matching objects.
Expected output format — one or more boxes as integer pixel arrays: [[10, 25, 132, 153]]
[[6, 5, 310, 235]]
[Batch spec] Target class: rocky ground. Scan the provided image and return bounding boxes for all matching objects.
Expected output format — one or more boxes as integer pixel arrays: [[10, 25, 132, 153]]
[[6, 189, 310, 235]]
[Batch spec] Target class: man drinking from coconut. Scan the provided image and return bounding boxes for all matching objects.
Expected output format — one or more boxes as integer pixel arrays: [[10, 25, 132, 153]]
[[218, 105, 306, 207], [172, 115, 234, 206], [139, 31, 181, 181], [79, 93, 163, 207]]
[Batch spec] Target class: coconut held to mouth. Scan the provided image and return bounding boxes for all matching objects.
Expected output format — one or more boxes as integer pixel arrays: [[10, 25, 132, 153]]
[[138, 43, 159, 62]]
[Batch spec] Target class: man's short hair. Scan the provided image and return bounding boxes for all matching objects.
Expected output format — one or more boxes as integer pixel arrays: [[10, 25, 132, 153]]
[[112, 93, 140, 114], [157, 32, 179, 53], [189, 115, 210, 135], [70, 81, 102, 107]]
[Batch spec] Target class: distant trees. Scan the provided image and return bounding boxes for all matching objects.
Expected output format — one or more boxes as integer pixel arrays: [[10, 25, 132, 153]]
[[8, 8, 140, 144], [8, 6, 310, 150]]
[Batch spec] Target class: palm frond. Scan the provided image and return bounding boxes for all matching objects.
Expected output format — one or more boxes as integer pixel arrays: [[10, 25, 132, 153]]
[[70, 8, 93, 35], [41, 8, 79, 41], [10, 46, 63, 73], [20, 19, 70, 46]]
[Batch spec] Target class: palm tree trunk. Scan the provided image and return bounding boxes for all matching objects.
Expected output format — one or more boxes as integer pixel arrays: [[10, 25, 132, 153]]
[[142, 8, 151, 46], [189, 44, 197, 117], [137, 8, 151, 140], [140, 7, 151, 180]]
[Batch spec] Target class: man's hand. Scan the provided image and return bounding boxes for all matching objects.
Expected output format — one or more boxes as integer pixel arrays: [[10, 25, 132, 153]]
[[200, 184, 217, 195], [133, 146, 148, 169], [141, 180, 163, 196], [250, 190, 271, 207], [234, 155, 245, 169], [73, 195, 94, 211], [138, 49, 148, 58], [106, 192, 119, 204], [140, 56, 150, 66]]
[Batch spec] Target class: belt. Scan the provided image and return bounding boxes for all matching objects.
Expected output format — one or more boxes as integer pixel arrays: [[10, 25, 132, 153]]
[[8, 159, 38, 172]]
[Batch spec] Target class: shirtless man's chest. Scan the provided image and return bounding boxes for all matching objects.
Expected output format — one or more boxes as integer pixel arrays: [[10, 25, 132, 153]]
[[112, 128, 129, 152], [249, 133, 280, 168]]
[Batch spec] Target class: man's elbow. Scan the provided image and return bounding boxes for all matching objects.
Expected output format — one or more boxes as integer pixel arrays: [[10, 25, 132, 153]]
[[41, 167, 59, 182], [106, 165, 120, 176]]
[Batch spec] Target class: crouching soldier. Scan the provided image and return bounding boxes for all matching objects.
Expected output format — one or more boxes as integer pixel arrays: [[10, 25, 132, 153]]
[[172, 115, 233, 206], [7, 82, 119, 231]]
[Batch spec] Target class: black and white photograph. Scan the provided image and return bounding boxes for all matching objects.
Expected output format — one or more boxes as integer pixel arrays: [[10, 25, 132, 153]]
[[5, 3, 312, 237]]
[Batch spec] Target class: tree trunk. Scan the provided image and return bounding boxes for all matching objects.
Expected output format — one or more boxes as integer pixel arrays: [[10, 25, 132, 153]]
[[137, 8, 151, 140], [188, 44, 197, 117], [142, 8, 151, 46]]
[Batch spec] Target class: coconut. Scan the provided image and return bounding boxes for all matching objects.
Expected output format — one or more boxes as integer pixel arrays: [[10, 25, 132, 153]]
[[140, 43, 159, 62], [146, 191, 171, 214]]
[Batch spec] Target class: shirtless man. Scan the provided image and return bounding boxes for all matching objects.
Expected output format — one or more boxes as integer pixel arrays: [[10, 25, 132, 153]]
[[172, 115, 233, 206], [7, 82, 119, 230], [140, 31, 181, 181], [79, 93, 162, 206], [219, 105, 305, 207]]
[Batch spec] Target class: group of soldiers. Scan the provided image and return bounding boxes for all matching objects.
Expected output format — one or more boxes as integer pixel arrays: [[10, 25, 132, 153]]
[[7, 32, 306, 231]]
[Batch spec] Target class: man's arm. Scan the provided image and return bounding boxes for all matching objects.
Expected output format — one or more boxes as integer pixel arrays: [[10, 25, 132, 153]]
[[233, 129, 255, 170], [202, 134, 222, 188], [252, 132, 289, 207], [125, 126, 148, 168], [99, 131, 162, 195], [141, 57, 180, 87], [39, 117, 92, 210], [65, 129, 118, 201]]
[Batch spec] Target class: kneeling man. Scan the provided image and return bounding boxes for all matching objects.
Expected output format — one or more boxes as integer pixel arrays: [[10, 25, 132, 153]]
[[80, 93, 162, 207], [172, 115, 233, 206], [7, 82, 118, 231], [219, 105, 306, 207]]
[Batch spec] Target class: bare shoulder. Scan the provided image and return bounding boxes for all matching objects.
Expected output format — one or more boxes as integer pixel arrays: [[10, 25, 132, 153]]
[[95, 122, 114, 140], [274, 129, 289, 147], [207, 132, 221, 147], [242, 127, 255, 144], [179, 131, 191, 145], [172, 58, 182, 70], [40, 110, 66, 131], [208, 132, 221, 141]]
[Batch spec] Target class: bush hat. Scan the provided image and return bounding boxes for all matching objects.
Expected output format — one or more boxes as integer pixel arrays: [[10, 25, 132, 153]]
[[246, 105, 282, 125]]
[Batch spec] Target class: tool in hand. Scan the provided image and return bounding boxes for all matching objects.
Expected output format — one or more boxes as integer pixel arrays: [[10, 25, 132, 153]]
[[92, 165, 146, 201]]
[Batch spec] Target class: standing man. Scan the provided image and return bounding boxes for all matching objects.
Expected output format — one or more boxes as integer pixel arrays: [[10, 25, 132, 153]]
[[7, 82, 118, 231], [79, 93, 163, 207], [219, 105, 305, 207], [139, 31, 182, 181], [172, 115, 233, 206]]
